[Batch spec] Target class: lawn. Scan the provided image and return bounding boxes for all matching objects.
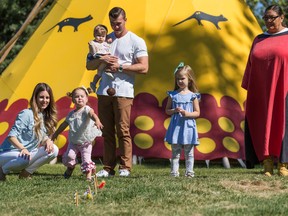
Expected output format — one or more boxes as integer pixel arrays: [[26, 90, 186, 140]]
[[1, 159, 288, 216]]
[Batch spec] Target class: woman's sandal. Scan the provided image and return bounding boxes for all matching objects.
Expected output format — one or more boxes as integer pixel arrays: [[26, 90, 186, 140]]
[[19, 170, 32, 179]]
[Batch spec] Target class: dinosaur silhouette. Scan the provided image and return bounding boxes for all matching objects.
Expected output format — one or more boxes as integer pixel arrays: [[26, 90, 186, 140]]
[[173, 11, 228, 29], [44, 15, 93, 33]]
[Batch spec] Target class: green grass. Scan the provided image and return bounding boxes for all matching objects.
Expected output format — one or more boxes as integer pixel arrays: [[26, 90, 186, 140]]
[[1, 160, 288, 216]]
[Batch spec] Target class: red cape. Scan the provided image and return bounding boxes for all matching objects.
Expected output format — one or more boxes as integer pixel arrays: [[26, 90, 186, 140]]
[[242, 31, 288, 161]]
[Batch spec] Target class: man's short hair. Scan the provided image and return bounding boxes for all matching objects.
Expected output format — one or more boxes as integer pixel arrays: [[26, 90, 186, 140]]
[[109, 7, 126, 19]]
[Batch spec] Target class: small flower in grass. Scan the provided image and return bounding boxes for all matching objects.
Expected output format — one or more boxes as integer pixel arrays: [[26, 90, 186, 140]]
[[98, 180, 106, 189], [83, 186, 93, 200]]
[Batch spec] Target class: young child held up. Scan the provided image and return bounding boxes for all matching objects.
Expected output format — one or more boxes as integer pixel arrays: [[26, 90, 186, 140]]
[[88, 24, 113, 92]]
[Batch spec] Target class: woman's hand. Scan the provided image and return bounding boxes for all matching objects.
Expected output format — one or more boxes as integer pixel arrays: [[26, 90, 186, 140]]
[[43, 138, 54, 154], [8, 137, 31, 160], [19, 148, 31, 160]]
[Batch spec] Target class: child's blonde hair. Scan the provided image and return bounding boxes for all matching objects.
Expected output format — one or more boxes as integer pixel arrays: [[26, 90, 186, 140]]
[[66, 87, 93, 98], [174, 65, 198, 93]]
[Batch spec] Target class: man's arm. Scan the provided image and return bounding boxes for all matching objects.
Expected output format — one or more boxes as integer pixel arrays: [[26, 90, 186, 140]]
[[86, 55, 118, 71], [123, 56, 149, 74], [107, 56, 149, 74]]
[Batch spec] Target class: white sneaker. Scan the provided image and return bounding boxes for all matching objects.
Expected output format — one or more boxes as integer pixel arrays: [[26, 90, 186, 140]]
[[185, 172, 195, 178], [170, 171, 179, 177], [119, 169, 130, 177], [96, 170, 110, 178]]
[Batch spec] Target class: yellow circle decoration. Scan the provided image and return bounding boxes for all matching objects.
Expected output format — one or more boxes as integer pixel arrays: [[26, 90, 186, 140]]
[[164, 141, 172, 151], [218, 117, 235, 132], [196, 118, 211, 133], [196, 138, 216, 154], [134, 133, 153, 149], [55, 134, 67, 149], [134, 116, 154, 131], [223, 137, 240, 153], [240, 120, 245, 132], [0, 122, 9, 136], [164, 118, 170, 130]]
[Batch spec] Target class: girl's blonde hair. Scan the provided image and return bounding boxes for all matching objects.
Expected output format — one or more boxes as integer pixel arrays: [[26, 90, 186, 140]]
[[66, 87, 92, 98], [174, 65, 198, 92], [29, 83, 57, 139]]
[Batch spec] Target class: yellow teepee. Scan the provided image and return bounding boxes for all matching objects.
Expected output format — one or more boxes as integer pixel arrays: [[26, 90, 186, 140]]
[[0, 0, 261, 160]]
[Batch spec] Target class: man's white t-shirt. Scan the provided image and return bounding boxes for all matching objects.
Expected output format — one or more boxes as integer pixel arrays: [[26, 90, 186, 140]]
[[96, 31, 148, 98]]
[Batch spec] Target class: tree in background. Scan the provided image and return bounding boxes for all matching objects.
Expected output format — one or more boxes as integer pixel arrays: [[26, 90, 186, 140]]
[[0, 0, 287, 74], [0, 0, 53, 73]]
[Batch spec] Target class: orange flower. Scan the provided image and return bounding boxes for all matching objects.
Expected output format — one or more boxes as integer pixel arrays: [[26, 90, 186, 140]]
[[98, 180, 106, 189]]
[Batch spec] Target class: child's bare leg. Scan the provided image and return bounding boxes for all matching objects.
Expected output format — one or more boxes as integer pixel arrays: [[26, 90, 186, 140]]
[[96, 62, 114, 79], [86, 171, 92, 181], [90, 63, 106, 92], [97, 64, 107, 79], [90, 75, 99, 92]]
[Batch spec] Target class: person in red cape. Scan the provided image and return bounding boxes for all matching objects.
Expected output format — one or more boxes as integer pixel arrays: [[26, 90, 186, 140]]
[[242, 4, 288, 176]]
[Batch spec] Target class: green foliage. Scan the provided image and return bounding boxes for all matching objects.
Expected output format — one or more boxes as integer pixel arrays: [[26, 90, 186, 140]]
[[1, 162, 288, 215], [246, 0, 288, 29], [0, 0, 54, 73]]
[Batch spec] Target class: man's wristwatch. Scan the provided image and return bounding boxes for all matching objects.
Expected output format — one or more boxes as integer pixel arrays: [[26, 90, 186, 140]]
[[119, 64, 123, 73]]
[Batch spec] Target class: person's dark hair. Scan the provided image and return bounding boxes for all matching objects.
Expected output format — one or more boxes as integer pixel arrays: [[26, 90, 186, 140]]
[[30, 83, 57, 138], [93, 24, 108, 37], [265, 4, 284, 16], [265, 4, 286, 27], [109, 7, 126, 19]]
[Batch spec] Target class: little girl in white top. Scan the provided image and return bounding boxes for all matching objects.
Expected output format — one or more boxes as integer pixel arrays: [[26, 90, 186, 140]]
[[52, 87, 103, 181]]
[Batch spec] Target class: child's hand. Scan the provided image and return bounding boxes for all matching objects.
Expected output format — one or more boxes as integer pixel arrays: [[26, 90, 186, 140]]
[[175, 107, 188, 117], [95, 120, 104, 130], [174, 107, 182, 113], [179, 109, 187, 116]]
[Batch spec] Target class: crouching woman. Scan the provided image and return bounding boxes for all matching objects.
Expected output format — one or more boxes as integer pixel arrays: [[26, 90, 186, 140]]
[[0, 83, 59, 181]]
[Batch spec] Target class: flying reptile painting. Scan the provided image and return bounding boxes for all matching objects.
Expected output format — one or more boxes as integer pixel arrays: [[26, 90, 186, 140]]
[[173, 11, 228, 29]]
